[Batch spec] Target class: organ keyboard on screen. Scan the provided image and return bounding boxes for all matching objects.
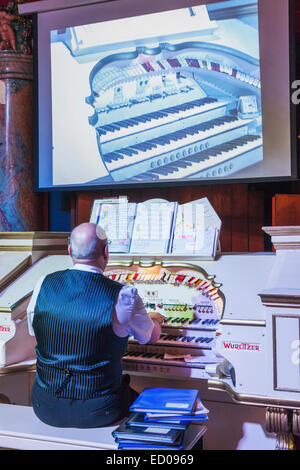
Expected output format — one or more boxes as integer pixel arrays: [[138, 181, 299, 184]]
[[83, 6, 262, 184]]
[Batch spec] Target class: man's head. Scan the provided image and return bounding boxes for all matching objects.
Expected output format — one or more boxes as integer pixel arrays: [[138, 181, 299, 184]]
[[68, 223, 109, 271]]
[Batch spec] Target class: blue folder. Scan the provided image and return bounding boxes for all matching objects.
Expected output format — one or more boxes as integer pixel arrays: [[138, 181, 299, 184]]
[[145, 414, 208, 422], [129, 388, 199, 414], [127, 413, 189, 430]]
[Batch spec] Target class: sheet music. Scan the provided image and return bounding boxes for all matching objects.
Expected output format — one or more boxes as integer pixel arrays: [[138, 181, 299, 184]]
[[171, 198, 221, 257], [89, 196, 221, 258], [90, 197, 136, 253], [130, 200, 178, 255]]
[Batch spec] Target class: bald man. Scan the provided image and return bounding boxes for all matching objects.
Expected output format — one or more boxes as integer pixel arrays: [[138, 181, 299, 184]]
[[27, 223, 164, 428]]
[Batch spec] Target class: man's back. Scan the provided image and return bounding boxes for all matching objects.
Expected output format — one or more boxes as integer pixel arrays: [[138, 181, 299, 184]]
[[33, 269, 127, 400], [28, 223, 163, 428]]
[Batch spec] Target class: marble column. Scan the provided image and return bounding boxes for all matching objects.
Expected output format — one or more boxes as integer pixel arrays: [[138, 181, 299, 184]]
[[0, 51, 42, 231]]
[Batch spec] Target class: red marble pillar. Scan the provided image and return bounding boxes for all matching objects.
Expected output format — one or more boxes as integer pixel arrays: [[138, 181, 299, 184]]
[[0, 51, 43, 231]]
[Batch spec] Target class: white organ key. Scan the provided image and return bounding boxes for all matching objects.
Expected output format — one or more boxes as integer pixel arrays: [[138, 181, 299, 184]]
[[99, 100, 229, 143], [150, 137, 263, 180], [106, 117, 251, 171]]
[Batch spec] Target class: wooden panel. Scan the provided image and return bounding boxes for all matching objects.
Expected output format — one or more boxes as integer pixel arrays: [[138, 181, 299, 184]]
[[248, 187, 265, 252], [230, 184, 249, 252], [272, 194, 300, 226], [75, 183, 265, 253]]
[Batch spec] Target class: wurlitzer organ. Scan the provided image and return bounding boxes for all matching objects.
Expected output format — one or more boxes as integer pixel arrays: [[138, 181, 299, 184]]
[[1, 208, 300, 449]]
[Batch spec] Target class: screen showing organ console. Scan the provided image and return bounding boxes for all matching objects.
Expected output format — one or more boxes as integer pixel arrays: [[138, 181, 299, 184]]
[[46, 0, 293, 188]]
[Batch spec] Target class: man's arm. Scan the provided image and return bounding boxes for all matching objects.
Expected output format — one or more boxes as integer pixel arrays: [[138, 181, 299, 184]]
[[26, 276, 46, 336], [113, 286, 164, 344], [147, 312, 164, 343]]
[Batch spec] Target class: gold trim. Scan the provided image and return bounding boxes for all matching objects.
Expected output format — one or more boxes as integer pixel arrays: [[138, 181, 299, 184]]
[[208, 379, 300, 409], [0, 255, 32, 294], [0, 246, 68, 252], [275, 434, 295, 451], [0, 363, 36, 375], [220, 319, 266, 327], [0, 232, 69, 240], [107, 261, 134, 267], [0, 292, 33, 314]]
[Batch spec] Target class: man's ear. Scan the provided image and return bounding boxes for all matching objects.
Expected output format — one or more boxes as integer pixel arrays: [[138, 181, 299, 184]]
[[104, 243, 109, 259], [68, 244, 72, 257]]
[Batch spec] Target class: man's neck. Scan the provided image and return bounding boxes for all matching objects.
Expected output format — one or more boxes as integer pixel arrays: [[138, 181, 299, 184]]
[[72, 263, 103, 274], [71, 256, 107, 273]]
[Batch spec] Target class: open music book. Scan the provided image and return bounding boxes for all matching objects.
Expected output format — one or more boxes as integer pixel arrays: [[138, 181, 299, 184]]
[[90, 197, 221, 258]]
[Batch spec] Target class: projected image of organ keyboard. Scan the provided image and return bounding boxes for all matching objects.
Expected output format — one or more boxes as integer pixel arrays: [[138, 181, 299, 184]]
[[50, 1, 263, 187], [87, 45, 262, 183]]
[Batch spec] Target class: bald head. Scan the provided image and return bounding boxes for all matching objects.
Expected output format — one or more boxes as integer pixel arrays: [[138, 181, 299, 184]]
[[69, 223, 108, 265]]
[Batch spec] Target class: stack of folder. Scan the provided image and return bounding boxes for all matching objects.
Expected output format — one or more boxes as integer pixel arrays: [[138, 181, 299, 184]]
[[112, 388, 209, 450]]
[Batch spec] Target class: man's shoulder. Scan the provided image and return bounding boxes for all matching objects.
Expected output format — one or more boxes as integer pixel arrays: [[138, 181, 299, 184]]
[[44, 269, 69, 280], [101, 274, 123, 291]]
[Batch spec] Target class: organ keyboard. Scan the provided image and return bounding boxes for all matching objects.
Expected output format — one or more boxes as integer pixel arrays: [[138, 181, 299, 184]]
[[105, 264, 224, 379]]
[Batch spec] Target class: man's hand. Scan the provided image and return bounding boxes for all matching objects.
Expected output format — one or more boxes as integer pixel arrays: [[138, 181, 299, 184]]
[[148, 312, 165, 326]]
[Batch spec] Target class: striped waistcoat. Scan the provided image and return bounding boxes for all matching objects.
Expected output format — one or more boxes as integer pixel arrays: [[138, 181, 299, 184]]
[[32, 269, 127, 399]]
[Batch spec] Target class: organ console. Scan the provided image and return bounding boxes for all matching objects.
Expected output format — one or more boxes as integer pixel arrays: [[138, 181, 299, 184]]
[[105, 263, 224, 380], [1, 222, 300, 449]]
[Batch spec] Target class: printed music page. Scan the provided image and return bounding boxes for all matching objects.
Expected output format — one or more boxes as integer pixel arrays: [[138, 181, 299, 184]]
[[130, 200, 178, 255], [90, 198, 136, 253], [171, 198, 221, 258]]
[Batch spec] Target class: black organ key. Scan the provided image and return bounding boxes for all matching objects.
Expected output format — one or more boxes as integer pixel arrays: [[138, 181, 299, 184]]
[[151, 167, 176, 176], [104, 152, 124, 162], [195, 337, 203, 343], [108, 124, 121, 131], [135, 116, 149, 123], [163, 335, 172, 340], [117, 148, 135, 156], [117, 121, 131, 128], [131, 174, 158, 181]]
